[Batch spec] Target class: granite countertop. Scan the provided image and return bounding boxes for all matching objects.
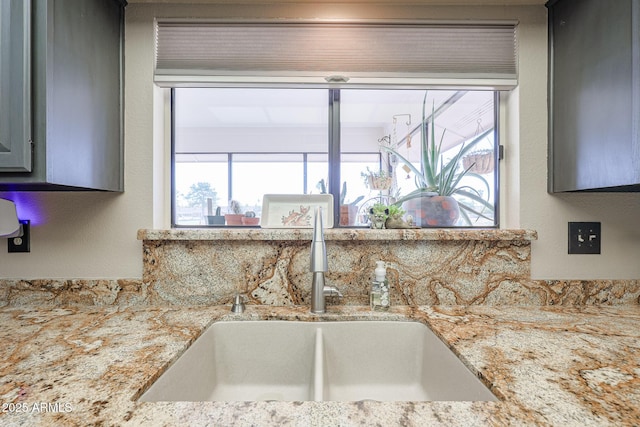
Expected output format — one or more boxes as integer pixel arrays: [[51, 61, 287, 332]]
[[138, 228, 538, 242], [0, 304, 638, 426]]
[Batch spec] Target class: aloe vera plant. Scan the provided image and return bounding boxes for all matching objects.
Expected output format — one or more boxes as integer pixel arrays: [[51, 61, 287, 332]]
[[380, 92, 494, 224]]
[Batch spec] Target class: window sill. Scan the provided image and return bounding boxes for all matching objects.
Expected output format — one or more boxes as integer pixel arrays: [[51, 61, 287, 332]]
[[137, 228, 537, 242]]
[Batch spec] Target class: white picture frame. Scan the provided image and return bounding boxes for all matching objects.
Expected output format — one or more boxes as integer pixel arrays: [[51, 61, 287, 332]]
[[261, 194, 334, 228]]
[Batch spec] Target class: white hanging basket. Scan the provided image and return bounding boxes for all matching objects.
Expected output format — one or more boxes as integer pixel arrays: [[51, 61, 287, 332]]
[[462, 150, 494, 175], [366, 174, 393, 190]]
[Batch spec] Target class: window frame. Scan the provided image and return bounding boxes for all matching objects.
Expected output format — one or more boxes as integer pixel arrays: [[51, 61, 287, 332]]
[[170, 88, 500, 229]]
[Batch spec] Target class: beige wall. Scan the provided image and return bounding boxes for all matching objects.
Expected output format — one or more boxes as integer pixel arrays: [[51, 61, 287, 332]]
[[1, 2, 638, 280]]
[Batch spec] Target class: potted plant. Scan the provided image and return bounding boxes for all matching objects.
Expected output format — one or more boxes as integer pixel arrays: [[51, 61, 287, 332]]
[[361, 167, 393, 191], [381, 92, 494, 227], [368, 202, 415, 229], [339, 182, 364, 226], [224, 200, 244, 226], [316, 179, 364, 227], [241, 210, 260, 226], [368, 202, 390, 229], [206, 205, 225, 225]]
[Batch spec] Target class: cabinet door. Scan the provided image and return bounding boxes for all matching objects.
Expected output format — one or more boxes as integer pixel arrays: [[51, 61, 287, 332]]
[[0, 0, 32, 172], [43, 0, 123, 190], [549, 0, 639, 191]]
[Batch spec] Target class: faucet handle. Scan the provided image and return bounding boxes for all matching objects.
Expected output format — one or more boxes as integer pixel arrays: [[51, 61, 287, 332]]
[[231, 293, 246, 313], [323, 285, 343, 298]]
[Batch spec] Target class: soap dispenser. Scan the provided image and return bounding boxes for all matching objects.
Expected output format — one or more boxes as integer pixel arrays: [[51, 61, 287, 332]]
[[370, 261, 390, 311]]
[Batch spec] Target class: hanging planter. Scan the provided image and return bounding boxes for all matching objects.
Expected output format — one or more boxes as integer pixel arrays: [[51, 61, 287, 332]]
[[462, 150, 494, 175], [365, 174, 393, 191], [361, 168, 392, 191]]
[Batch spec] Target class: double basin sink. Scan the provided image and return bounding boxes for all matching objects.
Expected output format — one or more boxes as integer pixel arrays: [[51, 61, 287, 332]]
[[140, 320, 497, 402]]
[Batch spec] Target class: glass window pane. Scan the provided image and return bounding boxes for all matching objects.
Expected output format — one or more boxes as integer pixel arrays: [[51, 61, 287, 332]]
[[174, 153, 228, 226], [174, 88, 328, 154], [173, 88, 329, 226], [339, 153, 380, 226], [341, 89, 497, 228], [231, 154, 304, 216], [172, 87, 497, 228], [307, 153, 328, 195]]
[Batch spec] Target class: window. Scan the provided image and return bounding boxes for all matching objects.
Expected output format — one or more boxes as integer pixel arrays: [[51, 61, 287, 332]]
[[173, 88, 498, 228]]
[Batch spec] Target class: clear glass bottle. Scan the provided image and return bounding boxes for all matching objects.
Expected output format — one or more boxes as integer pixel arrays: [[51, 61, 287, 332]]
[[370, 261, 390, 311]]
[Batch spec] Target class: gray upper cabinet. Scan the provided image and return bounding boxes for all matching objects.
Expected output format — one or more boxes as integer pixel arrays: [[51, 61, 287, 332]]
[[0, 0, 124, 191], [0, 0, 32, 172], [548, 0, 640, 192]]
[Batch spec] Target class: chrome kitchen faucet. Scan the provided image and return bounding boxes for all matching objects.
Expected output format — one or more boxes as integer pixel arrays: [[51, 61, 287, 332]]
[[310, 206, 342, 313]]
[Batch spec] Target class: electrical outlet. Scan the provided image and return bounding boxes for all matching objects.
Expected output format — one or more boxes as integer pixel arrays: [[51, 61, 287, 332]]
[[8, 220, 30, 253], [568, 222, 600, 254]]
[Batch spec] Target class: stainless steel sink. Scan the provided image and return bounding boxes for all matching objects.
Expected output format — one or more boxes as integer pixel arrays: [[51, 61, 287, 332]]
[[139, 320, 497, 402]]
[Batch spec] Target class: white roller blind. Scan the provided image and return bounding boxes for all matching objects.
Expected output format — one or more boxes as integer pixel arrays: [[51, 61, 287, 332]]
[[155, 21, 517, 88]]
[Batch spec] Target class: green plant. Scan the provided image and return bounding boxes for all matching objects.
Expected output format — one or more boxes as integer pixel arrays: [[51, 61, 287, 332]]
[[316, 179, 327, 194], [228, 200, 242, 214], [316, 179, 364, 206], [361, 167, 393, 190], [370, 202, 389, 216], [380, 92, 494, 224], [387, 204, 405, 218], [370, 202, 404, 217], [340, 182, 364, 206]]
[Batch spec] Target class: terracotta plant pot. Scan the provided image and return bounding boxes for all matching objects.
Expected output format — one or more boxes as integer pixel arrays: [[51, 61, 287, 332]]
[[241, 216, 260, 226], [224, 214, 244, 226], [339, 204, 359, 226], [403, 195, 460, 227]]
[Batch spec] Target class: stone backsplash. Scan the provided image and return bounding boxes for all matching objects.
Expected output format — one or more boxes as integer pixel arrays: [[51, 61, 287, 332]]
[[2, 228, 638, 307]]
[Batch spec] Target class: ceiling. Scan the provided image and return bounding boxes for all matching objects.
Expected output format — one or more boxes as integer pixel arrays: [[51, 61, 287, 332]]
[[174, 88, 495, 155]]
